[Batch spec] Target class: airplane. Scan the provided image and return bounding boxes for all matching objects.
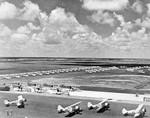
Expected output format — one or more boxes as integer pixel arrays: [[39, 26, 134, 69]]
[[52, 87, 70, 95], [4, 95, 27, 108], [57, 101, 82, 117], [87, 99, 110, 113], [122, 104, 146, 118]]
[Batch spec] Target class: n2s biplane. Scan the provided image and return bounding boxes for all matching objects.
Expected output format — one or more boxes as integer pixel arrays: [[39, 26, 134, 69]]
[[57, 101, 82, 117], [87, 99, 110, 113], [122, 104, 146, 118], [4, 95, 27, 108]]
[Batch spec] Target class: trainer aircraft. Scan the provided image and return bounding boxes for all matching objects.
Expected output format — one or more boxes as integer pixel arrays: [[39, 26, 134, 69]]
[[122, 104, 146, 118], [87, 99, 110, 113], [4, 95, 27, 108], [57, 101, 82, 117]]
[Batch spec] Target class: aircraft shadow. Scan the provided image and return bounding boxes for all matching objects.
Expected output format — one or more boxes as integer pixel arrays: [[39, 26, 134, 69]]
[[65, 109, 83, 117], [96, 107, 110, 113]]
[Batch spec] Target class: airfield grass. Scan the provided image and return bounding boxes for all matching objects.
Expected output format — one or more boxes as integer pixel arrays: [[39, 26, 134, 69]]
[[1, 70, 150, 94], [1, 59, 150, 94], [0, 92, 150, 118]]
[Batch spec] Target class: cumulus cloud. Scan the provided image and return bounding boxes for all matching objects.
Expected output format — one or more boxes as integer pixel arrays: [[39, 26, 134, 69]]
[[37, 7, 95, 46], [34, 7, 112, 57], [17, 25, 31, 34], [0, 2, 18, 19], [0, 23, 12, 37], [11, 33, 29, 44], [146, 3, 150, 16], [132, 0, 147, 14], [27, 22, 40, 30], [0, 7, 106, 57], [0, 23, 30, 55], [135, 17, 150, 29], [104, 22, 150, 53], [113, 13, 125, 26], [81, 0, 129, 11], [0, 1, 41, 21], [88, 11, 116, 26], [1, 2, 150, 58], [19, 0, 41, 21], [17, 22, 40, 34]]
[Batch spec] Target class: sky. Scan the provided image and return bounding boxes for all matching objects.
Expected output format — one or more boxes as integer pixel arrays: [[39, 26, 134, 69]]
[[0, 0, 150, 58]]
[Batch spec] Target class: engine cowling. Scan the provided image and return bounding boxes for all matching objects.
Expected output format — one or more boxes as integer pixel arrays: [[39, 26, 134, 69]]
[[122, 108, 128, 116], [4, 100, 10, 107], [57, 105, 64, 113], [87, 102, 94, 110]]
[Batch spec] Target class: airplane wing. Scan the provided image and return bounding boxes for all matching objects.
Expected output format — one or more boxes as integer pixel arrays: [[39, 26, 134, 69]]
[[95, 99, 110, 111], [135, 104, 144, 113], [68, 101, 82, 108], [100, 99, 108, 104], [63, 101, 81, 112], [95, 99, 108, 107], [96, 105, 103, 111]]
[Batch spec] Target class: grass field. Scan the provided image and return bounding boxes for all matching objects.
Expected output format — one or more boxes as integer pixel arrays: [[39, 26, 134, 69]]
[[0, 92, 150, 118]]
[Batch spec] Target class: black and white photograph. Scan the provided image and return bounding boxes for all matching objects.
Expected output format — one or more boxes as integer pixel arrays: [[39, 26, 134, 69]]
[[0, 0, 150, 118]]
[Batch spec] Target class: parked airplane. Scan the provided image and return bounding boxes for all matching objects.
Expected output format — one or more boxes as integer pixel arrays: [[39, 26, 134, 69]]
[[122, 104, 146, 118], [57, 101, 82, 117], [87, 99, 110, 113], [4, 95, 27, 108]]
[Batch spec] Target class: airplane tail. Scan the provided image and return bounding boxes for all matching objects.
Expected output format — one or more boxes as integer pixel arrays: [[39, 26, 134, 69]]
[[57, 105, 65, 113], [122, 108, 128, 116], [87, 102, 94, 110], [4, 100, 10, 107]]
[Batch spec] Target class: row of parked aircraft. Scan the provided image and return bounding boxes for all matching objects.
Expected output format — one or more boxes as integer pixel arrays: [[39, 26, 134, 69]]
[[3, 95, 147, 118]]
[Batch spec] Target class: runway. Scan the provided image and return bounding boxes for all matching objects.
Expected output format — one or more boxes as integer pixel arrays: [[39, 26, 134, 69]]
[[0, 92, 150, 118]]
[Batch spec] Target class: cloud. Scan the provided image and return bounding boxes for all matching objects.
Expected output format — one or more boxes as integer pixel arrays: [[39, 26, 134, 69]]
[[0, 23, 30, 54], [0, 1, 41, 21], [132, 0, 147, 14], [135, 17, 150, 29], [81, 0, 129, 11], [0, 2, 18, 19], [16, 22, 40, 34], [0, 23, 12, 37], [37, 7, 93, 45], [35, 7, 106, 56], [17, 25, 31, 34], [49, 7, 78, 23], [88, 11, 116, 26], [146, 3, 150, 17], [113, 13, 125, 26], [1, 4, 150, 58], [104, 22, 150, 53], [0, 7, 105, 57], [27, 22, 40, 30], [11, 33, 29, 44], [19, 0, 41, 21]]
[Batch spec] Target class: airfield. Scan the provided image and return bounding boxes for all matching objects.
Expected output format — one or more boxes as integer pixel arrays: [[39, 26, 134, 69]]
[[0, 57, 150, 118], [1, 57, 150, 93], [0, 92, 150, 118]]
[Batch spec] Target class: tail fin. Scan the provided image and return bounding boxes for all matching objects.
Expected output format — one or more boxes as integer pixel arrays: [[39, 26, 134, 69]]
[[122, 108, 128, 116], [57, 105, 64, 113], [87, 102, 94, 110]]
